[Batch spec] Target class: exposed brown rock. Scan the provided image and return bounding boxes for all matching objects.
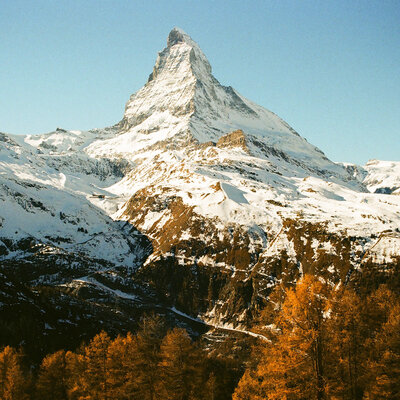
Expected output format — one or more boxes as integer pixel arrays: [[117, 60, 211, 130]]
[[216, 130, 249, 152]]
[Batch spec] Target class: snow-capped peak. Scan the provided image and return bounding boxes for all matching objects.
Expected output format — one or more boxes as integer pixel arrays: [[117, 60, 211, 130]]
[[120, 28, 212, 134], [147, 27, 212, 83], [105, 29, 356, 186]]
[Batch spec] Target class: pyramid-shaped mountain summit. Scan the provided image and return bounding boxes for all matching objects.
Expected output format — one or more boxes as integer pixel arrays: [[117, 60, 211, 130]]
[[108, 27, 352, 183], [0, 28, 399, 332], [123, 26, 293, 139]]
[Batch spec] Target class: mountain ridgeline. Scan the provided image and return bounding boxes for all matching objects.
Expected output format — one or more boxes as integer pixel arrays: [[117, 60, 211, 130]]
[[0, 28, 399, 372]]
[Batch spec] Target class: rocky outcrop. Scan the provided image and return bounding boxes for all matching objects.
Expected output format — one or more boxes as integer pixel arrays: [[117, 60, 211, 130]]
[[216, 130, 249, 152]]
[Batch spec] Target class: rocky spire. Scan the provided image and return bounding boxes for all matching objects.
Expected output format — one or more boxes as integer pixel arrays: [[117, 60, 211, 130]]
[[167, 27, 196, 48], [147, 27, 212, 83], [122, 28, 212, 132]]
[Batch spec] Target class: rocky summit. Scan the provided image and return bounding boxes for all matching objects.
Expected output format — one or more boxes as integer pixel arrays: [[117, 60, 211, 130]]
[[0, 28, 399, 355]]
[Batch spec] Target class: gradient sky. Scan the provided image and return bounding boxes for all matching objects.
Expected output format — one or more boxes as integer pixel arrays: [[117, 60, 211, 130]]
[[1, 0, 399, 165]]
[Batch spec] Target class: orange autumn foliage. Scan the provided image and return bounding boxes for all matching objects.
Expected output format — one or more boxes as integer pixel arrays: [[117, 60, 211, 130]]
[[159, 328, 204, 400], [35, 350, 68, 400], [234, 275, 400, 400], [29, 314, 230, 400], [235, 275, 331, 400], [0, 346, 29, 400]]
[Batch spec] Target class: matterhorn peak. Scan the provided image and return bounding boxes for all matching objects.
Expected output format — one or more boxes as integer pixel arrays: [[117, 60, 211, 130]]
[[118, 28, 358, 184], [121, 28, 213, 132], [167, 27, 196, 48], [147, 27, 212, 83]]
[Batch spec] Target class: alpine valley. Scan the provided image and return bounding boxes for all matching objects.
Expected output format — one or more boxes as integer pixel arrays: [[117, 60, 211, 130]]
[[1, 28, 399, 360]]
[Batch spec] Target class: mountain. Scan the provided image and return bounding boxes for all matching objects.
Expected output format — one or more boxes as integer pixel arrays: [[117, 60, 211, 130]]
[[355, 160, 400, 195], [0, 28, 399, 355]]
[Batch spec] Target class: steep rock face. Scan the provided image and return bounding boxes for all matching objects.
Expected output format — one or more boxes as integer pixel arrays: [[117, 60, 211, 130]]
[[216, 130, 249, 152], [120, 188, 265, 324]]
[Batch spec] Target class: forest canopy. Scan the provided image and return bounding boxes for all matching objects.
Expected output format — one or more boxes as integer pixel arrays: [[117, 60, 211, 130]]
[[1, 276, 399, 400]]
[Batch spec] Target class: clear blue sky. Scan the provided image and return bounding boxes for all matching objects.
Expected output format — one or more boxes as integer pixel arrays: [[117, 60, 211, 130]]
[[1, 0, 399, 164]]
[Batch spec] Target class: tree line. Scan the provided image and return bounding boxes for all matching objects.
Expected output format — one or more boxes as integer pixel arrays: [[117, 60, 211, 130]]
[[0, 314, 240, 400], [1, 275, 399, 399]]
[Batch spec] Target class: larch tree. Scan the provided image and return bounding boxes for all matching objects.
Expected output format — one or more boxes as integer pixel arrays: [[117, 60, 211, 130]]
[[159, 328, 204, 400], [106, 334, 131, 400], [234, 275, 332, 400], [35, 349, 68, 400], [326, 289, 368, 399], [64, 350, 86, 400], [0, 346, 29, 400], [205, 372, 217, 400], [124, 314, 167, 400], [105, 313, 167, 400], [232, 367, 267, 400], [365, 294, 400, 398], [81, 330, 112, 400]]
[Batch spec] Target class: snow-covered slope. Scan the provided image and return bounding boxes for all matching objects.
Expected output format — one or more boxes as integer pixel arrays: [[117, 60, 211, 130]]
[[363, 160, 400, 194], [342, 160, 400, 195], [0, 131, 146, 267]]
